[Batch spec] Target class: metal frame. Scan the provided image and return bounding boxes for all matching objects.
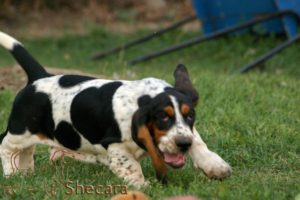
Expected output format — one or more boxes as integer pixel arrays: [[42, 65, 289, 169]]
[[91, 10, 300, 73], [239, 33, 300, 73], [90, 15, 197, 60]]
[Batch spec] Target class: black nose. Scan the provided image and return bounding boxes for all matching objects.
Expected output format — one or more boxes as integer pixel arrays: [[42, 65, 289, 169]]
[[175, 136, 192, 152]]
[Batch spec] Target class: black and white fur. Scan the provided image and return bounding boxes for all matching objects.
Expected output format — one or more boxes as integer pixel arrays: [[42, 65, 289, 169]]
[[0, 31, 231, 187]]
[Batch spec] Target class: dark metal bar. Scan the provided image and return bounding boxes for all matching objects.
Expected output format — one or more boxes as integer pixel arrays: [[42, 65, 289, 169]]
[[128, 10, 300, 65], [90, 15, 198, 60], [239, 33, 300, 73]]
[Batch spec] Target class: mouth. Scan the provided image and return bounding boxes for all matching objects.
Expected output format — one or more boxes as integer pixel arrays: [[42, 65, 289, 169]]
[[163, 152, 187, 168]]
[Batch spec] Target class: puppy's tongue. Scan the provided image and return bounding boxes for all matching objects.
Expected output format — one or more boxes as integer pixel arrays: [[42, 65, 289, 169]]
[[164, 153, 186, 168]]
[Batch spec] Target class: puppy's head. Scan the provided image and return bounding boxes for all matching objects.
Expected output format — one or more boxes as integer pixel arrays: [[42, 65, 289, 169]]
[[132, 64, 198, 182]]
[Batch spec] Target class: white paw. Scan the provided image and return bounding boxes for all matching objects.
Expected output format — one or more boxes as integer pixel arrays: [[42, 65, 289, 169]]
[[124, 175, 148, 189], [49, 147, 65, 162], [194, 151, 232, 179]]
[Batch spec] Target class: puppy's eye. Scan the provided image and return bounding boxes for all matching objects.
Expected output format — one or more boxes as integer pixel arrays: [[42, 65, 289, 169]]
[[187, 115, 193, 121], [186, 110, 195, 121], [157, 112, 169, 122], [162, 116, 169, 122]]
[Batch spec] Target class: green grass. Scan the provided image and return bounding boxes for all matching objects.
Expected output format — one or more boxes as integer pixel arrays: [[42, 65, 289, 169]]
[[0, 26, 299, 200]]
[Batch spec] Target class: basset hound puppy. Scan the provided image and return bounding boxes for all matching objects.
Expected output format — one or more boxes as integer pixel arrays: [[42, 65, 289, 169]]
[[0, 31, 231, 188]]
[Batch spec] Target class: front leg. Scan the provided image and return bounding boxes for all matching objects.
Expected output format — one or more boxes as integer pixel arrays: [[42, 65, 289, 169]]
[[189, 128, 232, 179], [107, 143, 147, 188]]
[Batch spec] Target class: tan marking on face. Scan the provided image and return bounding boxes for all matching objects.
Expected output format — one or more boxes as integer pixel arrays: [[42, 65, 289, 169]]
[[151, 124, 167, 143], [137, 125, 167, 178], [36, 133, 49, 140], [164, 106, 174, 117], [181, 104, 190, 116]]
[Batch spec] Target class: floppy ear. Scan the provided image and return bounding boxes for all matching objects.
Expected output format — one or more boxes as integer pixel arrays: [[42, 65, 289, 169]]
[[131, 107, 168, 184], [174, 64, 199, 106]]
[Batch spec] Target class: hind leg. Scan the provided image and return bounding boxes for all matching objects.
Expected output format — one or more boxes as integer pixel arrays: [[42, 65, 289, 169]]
[[49, 146, 109, 166], [0, 147, 18, 176], [49, 147, 97, 163], [18, 145, 35, 174], [0, 131, 37, 176]]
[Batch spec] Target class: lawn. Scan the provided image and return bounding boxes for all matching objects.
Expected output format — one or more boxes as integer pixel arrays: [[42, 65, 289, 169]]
[[0, 26, 299, 200]]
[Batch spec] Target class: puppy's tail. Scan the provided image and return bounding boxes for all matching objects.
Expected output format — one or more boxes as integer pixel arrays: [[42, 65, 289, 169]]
[[0, 31, 50, 84]]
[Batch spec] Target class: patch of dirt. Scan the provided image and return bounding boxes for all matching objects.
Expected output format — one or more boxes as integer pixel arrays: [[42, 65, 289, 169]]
[[0, 66, 101, 92], [0, 1, 198, 91], [0, 0, 198, 38]]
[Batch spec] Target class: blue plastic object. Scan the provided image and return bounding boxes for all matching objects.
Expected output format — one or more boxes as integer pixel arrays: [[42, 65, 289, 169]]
[[192, 0, 300, 38], [276, 0, 300, 37]]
